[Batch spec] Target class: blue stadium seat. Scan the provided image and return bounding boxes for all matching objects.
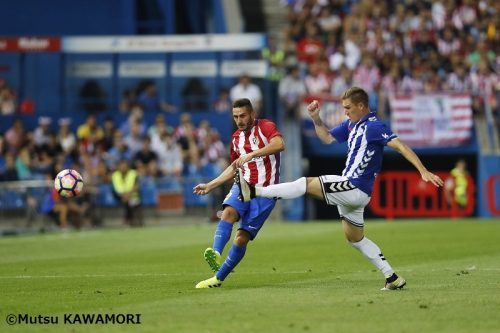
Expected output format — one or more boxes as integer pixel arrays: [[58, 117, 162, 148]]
[[0, 190, 26, 209], [200, 162, 221, 179], [96, 183, 119, 207], [183, 177, 208, 206], [139, 177, 158, 207], [156, 176, 182, 192]]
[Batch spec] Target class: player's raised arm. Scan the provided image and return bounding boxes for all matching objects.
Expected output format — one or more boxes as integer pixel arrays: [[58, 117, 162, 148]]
[[307, 100, 335, 144], [387, 138, 444, 187]]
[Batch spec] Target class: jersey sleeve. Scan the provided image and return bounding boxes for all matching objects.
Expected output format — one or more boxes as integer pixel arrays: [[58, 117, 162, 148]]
[[230, 136, 239, 163], [259, 120, 282, 141], [329, 120, 350, 143], [366, 121, 398, 146]]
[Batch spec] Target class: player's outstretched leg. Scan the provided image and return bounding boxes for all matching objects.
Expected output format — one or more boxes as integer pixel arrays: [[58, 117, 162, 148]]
[[196, 233, 248, 288], [237, 169, 308, 202], [204, 218, 234, 272], [350, 236, 406, 290]]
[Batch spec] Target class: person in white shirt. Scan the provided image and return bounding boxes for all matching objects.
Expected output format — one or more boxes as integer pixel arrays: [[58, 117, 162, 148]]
[[230, 74, 262, 113]]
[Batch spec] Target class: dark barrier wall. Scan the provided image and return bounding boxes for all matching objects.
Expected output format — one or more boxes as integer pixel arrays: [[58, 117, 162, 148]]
[[0, 0, 135, 35], [307, 153, 477, 220]]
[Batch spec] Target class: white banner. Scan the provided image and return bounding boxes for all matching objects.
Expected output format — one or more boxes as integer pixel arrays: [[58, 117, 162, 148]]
[[62, 34, 265, 53], [118, 61, 166, 78], [220, 60, 268, 78], [170, 60, 217, 77], [66, 61, 112, 78], [390, 94, 473, 147]]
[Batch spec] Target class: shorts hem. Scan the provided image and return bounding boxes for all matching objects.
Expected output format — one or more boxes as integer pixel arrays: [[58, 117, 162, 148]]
[[237, 227, 256, 240], [340, 215, 364, 227]]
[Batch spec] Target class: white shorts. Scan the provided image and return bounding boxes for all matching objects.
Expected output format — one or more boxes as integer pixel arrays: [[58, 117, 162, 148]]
[[318, 175, 371, 227]]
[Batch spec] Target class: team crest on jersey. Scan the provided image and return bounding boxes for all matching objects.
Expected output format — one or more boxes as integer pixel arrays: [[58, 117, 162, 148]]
[[252, 137, 260, 145]]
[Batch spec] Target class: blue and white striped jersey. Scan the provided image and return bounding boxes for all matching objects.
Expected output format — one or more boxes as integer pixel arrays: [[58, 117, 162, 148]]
[[329, 112, 397, 196]]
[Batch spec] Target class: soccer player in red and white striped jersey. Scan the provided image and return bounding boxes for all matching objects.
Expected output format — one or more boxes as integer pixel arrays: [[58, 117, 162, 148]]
[[193, 98, 285, 288]]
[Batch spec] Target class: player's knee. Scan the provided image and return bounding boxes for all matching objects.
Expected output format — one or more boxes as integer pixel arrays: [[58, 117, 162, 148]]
[[220, 206, 239, 223], [234, 230, 251, 246]]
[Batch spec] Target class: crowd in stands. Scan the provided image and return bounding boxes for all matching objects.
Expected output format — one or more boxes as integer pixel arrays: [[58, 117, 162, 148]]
[[0, 104, 229, 227], [1, 0, 499, 228], [278, 0, 499, 121]]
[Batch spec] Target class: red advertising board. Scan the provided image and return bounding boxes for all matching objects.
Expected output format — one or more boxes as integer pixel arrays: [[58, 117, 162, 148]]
[[0, 37, 60, 52]]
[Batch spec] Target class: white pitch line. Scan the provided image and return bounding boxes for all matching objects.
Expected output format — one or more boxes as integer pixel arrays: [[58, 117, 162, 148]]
[[0, 273, 187, 279], [1, 268, 500, 280]]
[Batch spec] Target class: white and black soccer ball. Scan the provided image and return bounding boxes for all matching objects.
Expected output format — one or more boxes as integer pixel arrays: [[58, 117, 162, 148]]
[[54, 169, 84, 197]]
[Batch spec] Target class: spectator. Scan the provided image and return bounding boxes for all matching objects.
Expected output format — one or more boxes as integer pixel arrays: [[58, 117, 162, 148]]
[[133, 136, 159, 177], [40, 187, 89, 230], [174, 113, 200, 169], [119, 89, 137, 113], [33, 117, 52, 148], [278, 66, 306, 120], [0, 153, 19, 181], [304, 62, 330, 95], [445, 159, 470, 209], [15, 136, 35, 180], [123, 121, 144, 158], [104, 131, 131, 170], [0, 80, 16, 115], [57, 118, 76, 156], [136, 81, 176, 113], [155, 130, 183, 177], [296, 22, 324, 65], [111, 159, 142, 226], [261, 35, 286, 81], [212, 88, 232, 114], [77, 114, 104, 153], [120, 106, 146, 137], [5, 119, 27, 154], [80, 80, 107, 113], [331, 65, 354, 98], [229, 74, 263, 114], [182, 77, 208, 110]]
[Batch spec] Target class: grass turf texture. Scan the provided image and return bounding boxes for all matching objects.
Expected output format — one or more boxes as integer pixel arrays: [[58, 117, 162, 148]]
[[1, 219, 499, 333]]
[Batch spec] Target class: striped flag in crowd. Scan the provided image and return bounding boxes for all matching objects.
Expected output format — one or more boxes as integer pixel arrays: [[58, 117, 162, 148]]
[[390, 93, 473, 147]]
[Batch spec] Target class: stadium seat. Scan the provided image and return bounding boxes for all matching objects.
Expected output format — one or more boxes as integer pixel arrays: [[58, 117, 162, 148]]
[[183, 177, 209, 206], [139, 177, 158, 207], [96, 184, 119, 207]]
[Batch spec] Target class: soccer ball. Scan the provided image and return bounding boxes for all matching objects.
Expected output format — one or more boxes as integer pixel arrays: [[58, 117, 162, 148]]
[[54, 169, 84, 197]]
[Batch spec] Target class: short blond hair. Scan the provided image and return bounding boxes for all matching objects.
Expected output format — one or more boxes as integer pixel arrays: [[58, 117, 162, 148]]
[[342, 87, 369, 107]]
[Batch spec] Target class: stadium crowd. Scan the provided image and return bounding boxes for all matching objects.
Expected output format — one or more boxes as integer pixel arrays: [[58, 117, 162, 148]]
[[278, 0, 499, 120], [0, 0, 499, 227]]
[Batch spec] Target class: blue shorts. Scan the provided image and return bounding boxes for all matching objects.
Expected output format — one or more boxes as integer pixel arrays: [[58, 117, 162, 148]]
[[223, 184, 276, 240]]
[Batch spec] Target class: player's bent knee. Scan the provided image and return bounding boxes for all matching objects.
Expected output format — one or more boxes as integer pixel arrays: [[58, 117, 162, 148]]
[[234, 230, 251, 246], [305, 177, 324, 200], [342, 219, 364, 242], [221, 206, 240, 223]]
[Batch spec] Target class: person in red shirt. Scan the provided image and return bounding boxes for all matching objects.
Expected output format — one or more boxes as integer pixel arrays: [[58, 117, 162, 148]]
[[296, 22, 324, 64], [192, 98, 285, 288]]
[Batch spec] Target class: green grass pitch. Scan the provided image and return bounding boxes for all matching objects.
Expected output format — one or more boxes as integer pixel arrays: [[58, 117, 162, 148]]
[[1, 219, 499, 333]]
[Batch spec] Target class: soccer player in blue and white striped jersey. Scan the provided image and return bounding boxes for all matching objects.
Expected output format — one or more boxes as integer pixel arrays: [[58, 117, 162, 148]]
[[238, 87, 444, 290]]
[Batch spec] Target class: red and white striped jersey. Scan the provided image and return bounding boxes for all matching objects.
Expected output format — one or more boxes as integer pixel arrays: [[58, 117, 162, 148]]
[[230, 119, 282, 187]]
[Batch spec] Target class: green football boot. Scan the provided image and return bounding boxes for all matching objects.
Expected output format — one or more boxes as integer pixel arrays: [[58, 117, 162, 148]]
[[204, 247, 221, 272]]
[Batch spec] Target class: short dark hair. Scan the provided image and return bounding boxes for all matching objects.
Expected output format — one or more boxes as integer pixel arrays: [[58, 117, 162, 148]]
[[342, 87, 369, 107], [232, 98, 253, 110]]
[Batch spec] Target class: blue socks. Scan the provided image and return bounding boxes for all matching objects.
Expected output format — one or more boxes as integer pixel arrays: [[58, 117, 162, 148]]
[[216, 244, 246, 281], [213, 220, 233, 254]]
